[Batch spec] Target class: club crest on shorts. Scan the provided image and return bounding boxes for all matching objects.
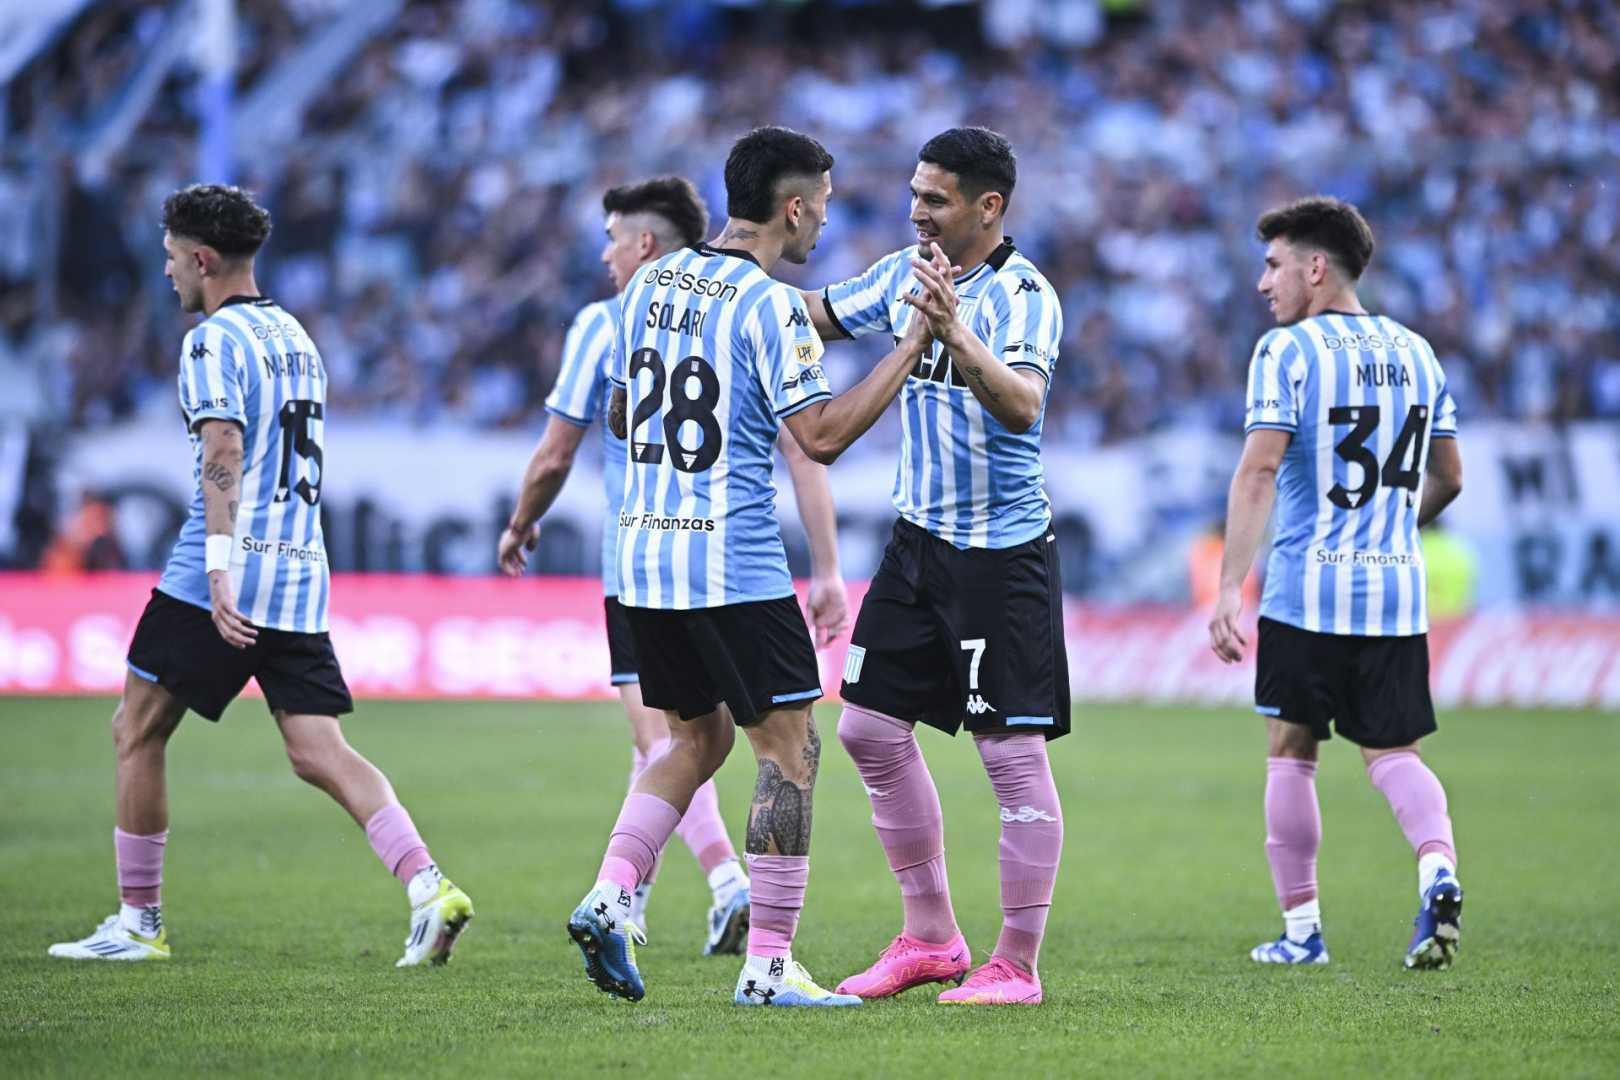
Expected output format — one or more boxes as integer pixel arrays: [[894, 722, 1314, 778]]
[[843, 645, 866, 684]]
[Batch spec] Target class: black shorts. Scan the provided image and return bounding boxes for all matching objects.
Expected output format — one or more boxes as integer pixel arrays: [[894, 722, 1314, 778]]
[[126, 589, 354, 722], [841, 518, 1070, 740], [1255, 616, 1436, 749], [625, 594, 822, 726], [604, 596, 639, 685]]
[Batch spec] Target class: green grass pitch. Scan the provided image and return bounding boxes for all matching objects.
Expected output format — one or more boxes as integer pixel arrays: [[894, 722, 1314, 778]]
[[1, 697, 1615, 1077]]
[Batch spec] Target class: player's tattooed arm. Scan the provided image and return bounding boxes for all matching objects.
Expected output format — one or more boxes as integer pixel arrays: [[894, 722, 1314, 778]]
[[607, 387, 627, 440], [197, 420, 245, 541]]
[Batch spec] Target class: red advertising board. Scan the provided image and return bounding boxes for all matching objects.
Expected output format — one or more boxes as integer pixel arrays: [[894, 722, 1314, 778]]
[[1, 573, 1617, 709]]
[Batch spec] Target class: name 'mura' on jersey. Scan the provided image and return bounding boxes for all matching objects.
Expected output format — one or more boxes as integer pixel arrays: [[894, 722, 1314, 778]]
[[157, 297, 331, 634], [544, 298, 625, 597], [608, 244, 831, 610], [1245, 312, 1459, 637], [822, 239, 1061, 549]]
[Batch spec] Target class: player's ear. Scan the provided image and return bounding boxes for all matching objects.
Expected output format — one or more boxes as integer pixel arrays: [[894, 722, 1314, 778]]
[[784, 193, 803, 230], [979, 191, 1002, 227]]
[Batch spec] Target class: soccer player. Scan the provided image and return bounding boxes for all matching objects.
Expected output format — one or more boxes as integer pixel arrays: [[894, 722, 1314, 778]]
[[498, 177, 850, 954], [566, 126, 953, 1006], [803, 128, 1067, 1006], [1208, 196, 1465, 970], [48, 185, 472, 966]]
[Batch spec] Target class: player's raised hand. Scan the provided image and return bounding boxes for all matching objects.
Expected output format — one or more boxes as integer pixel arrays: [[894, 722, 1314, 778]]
[[1208, 582, 1247, 664], [497, 523, 539, 577], [207, 569, 258, 649], [806, 574, 850, 647], [902, 241, 961, 340]]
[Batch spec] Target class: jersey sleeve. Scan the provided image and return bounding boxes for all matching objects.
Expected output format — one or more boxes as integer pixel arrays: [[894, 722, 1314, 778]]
[[754, 286, 832, 418], [1243, 330, 1301, 433], [1427, 344, 1458, 438], [977, 272, 1062, 381], [178, 323, 245, 432], [545, 303, 611, 426], [821, 249, 910, 339]]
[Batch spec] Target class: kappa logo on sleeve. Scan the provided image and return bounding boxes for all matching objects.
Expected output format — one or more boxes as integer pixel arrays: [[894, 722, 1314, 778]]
[[785, 309, 811, 329], [1014, 279, 1041, 294], [189, 342, 212, 361]]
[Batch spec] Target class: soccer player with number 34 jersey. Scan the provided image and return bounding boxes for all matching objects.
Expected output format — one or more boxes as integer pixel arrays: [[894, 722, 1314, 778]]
[[804, 128, 1069, 1006], [566, 127, 953, 1007], [49, 186, 472, 968], [1209, 196, 1466, 971]]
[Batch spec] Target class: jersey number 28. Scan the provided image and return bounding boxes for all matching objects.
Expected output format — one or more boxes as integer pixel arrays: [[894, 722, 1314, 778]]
[[626, 348, 723, 473]]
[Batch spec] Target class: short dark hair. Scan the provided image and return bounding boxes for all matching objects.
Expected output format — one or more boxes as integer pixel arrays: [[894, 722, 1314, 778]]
[[918, 127, 1017, 210], [161, 184, 272, 258], [602, 176, 709, 248], [724, 126, 834, 224], [1256, 196, 1376, 280]]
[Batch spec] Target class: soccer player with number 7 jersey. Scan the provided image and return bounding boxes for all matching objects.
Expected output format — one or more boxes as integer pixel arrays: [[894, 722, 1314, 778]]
[[566, 126, 953, 1007], [1209, 196, 1466, 970], [48, 186, 472, 968], [804, 127, 1069, 1006]]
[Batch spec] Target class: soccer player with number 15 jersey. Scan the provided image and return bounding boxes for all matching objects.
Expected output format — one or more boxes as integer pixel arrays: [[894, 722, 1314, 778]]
[[48, 186, 472, 967], [1209, 196, 1466, 970]]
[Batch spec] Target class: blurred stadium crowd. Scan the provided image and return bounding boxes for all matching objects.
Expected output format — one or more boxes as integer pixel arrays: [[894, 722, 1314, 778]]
[[3, 0, 1617, 448]]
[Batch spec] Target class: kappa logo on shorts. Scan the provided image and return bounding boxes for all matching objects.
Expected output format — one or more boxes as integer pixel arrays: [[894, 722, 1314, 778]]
[[1000, 805, 1058, 824], [843, 645, 866, 685], [966, 694, 996, 715]]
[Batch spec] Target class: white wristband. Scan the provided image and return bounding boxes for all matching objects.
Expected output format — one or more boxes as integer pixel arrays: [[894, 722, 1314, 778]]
[[205, 534, 233, 574]]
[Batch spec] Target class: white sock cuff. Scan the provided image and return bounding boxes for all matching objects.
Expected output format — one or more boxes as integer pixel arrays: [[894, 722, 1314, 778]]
[[708, 858, 747, 894], [1417, 851, 1456, 896]]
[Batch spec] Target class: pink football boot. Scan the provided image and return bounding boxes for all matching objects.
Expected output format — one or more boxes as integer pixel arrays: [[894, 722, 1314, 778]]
[[835, 932, 971, 999], [936, 956, 1043, 1005]]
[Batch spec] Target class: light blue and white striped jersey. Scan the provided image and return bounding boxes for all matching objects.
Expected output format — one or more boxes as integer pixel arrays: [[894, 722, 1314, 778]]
[[823, 239, 1060, 549], [609, 244, 831, 609], [1245, 311, 1459, 637], [544, 298, 625, 597], [157, 297, 331, 634]]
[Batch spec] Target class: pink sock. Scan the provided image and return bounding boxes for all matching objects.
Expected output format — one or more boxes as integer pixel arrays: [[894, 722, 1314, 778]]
[[837, 705, 958, 943], [746, 854, 808, 958], [629, 744, 667, 886], [676, 779, 737, 874], [365, 804, 434, 885], [977, 734, 1062, 975], [114, 827, 166, 907], [1367, 750, 1457, 864], [597, 792, 682, 893], [1265, 757, 1321, 910]]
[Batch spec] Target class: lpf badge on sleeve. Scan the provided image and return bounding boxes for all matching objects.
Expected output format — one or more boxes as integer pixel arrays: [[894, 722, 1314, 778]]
[[796, 343, 816, 365]]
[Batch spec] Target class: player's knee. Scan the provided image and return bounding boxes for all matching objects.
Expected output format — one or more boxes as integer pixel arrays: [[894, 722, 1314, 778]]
[[675, 718, 734, 776], [284, 737, 337, 786], [111, 700, 167, 758], [837, 706, 906, 758], [1268, 723, 1319, 761]]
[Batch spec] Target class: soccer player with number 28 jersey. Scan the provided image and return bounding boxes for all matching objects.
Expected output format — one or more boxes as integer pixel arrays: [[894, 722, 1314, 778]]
[[805, 128, 1068, 1006], [1209, 196, 1466, 970], [48, 186, 472, 967], [500, 177, 849, 954], [566, 127, 953, 1007]]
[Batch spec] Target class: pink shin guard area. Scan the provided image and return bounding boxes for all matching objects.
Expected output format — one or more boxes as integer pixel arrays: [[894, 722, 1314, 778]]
[[1367, 751, 1457, 865], [675, 779, 737, 875], [746, 854, 808, 958], [1265, 757, 1322, 910], [976, 734, 1062, 973], [364, 804, 432, 885], [114, 827, 167, 907], [598, 792, 682, 892], [838, 706, 959, 943]]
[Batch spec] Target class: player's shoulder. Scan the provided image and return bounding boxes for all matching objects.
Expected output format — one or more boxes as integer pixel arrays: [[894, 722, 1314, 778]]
[[571, 297, 618, 333], [990, 247, 1052, 292]]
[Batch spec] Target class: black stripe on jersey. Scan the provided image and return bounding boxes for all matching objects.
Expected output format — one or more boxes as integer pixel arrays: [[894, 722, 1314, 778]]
[[821, 289, 853, 340], [1006, 360, 1050, 381], [219, 295, 275, 308], [695, 243, 761, 267]]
